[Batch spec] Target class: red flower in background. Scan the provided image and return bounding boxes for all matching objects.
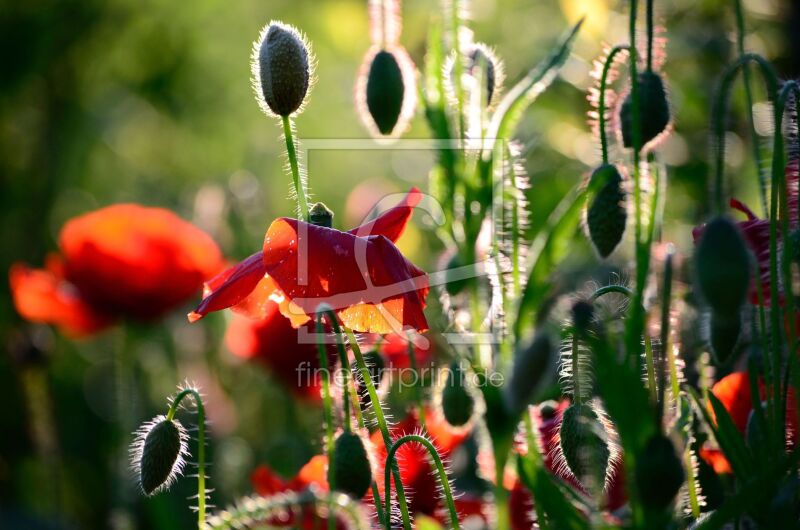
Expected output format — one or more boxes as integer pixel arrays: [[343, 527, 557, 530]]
[[10, 204, 223, 336], [701, 371, 798, 474], [190, 188, 428, 334]]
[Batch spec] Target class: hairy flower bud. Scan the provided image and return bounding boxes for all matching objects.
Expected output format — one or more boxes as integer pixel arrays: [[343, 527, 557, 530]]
[[585, 164, 627, 259], [559, 403, 611, 496], [332, 431, 373, 499], [695, 216, 751, 317], [130, 416, 189, 496], [505, 333, 554, 414], [619, 71, 671, 150], [309, 202, 334, 228], [356, 46, 416, 138], [709, 312, 741, 364], [634, 434, 684, 510], [252, 22, 313, 117], [441, 360, 475, 427]]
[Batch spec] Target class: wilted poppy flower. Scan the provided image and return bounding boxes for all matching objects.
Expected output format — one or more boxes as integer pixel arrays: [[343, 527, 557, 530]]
[[692, 161, 799, 306], [190, 188, 428, 334], [701, 371, 798, 474], [10, 204, 223, 337]]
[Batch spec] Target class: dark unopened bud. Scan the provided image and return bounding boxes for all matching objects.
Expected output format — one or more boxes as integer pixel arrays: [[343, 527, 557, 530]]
[[309, 202, 334, 228], [571, 300, 595, 335], [253, 22, 312, 117], [585, 164, 627, 259], [465, 44, 501, 107], [620, 71, 671, 150], [559, 404, 611, 496], [332, 431, 373, 498], [505, 333, 554, 414], [357, 46, 416, 137], [709, 313, 741, 364], [441, 360, 475, 427], [634, 433, 684, 510], [130, 416, 189, 496], [695, 216, 751, 316], [539, 400, 559, 420]]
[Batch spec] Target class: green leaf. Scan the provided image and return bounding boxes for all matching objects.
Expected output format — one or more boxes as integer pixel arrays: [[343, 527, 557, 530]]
[[517, 453, 591, 530]]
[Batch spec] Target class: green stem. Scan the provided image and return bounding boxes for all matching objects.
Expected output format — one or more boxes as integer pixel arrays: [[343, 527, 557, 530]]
[[684, 444, 701, 518], [166, 387, 207, 528], [406, 334, 427, 430], [448, 0, 465, 139], [384, 435, 460, 530], [646, 0, 654, 72], [281, 115, 309, 221], [598, 45, 631, 164], [658, 246, 675, 421], [345, 327, 412, 529], [320, 308, 352, 432], [314, 310, 337, 530], [521, 414, 548, 529]]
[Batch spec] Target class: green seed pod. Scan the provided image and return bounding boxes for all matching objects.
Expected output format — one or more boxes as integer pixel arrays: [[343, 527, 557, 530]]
[[504, 333, 554, 414], [559, 404, 611, 496], [131, 416, 188, 496], [253, 22, 312, 117], [585, 164, 627, 259], [309, 202, 334, 228], [634, 433, 685, 510], [332, 431, 373, 498], [619, 71, 671, 149], [695, 216, 751, 316], [709, 313, 741, 365], [441, 360, 475, 427]]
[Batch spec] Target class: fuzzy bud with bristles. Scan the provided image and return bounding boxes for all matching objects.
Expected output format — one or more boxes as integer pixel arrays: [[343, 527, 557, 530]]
[[619, 71, 671, 150], [585, 164, 627, 259], [252, 22, 313, 117], [571, 300, 595, 335], [332, 431, 373, 499], [356, 46, 417, 138], [440, 360, 475, 427], [309, 202, 334, 228], [130, 415, 189, 496], [505, 333, 554, 414], [634, 433, 684, 510], [695, 216, 751, 318], [558, 403, 611, 497]]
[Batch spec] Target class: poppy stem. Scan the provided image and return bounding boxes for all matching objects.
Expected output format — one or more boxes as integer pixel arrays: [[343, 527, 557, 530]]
[[645, 0, 654, 72], [345, 326, 413, 530], [406, 333, 427, 430], [597, 45, 630, 165], [281, 115, 310, 221], [321, 308, 353, 432], [448, 0, 466, 139], [314, 311, 338, 530], [384, 435, 460, 530], [166, 387, 207, 528]]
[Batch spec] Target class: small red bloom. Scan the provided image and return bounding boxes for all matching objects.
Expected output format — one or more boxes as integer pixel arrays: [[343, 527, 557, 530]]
[[10, 204, 223, 336], [191, 188, 428, 334]]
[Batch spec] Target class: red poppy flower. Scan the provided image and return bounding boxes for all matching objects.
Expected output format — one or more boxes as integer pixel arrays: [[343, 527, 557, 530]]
[[10, 204, 223, 336], [701, 371, 798, 474], [378, 332, 435, 369], [190, 188, 428, 334], [692, 161, 799, 306]]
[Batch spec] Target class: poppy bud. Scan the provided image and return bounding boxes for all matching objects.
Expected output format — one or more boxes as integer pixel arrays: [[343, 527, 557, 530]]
[[309, 202, 334, 228], [571, 300, 595, 335], [634, 433, 684, 510], [130, 416, 189, 496], [332, 431, 373, 498], [709, 312, 741, 364], [585, 164, 627, 259], [559, 403, 611, 496], [465, 44, 501, 107], [695, 216, 751, 317], [357, 46, 416, 137], [619, 71, 671, 149], [253, 22, 312, 117], [504, 333, 554, 414], [441, 360, 475, 427]]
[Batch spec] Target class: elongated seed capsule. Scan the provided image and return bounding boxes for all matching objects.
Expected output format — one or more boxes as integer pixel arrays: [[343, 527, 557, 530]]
[[130, 416, 189, 496], [356, 45, 416, 138], [252, 22, 313, 117]]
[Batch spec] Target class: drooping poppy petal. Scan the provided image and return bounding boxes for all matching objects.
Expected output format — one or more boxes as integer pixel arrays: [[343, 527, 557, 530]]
[[262, 217, 428, 333], [379, 332, 435, 369], [190, 188, 423, 323], [9, 261, 113, 337], [59, 204, 224, 321]]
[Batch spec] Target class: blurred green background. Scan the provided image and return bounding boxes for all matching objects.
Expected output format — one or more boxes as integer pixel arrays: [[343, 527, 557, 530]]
[[0, 0, 796, 528]]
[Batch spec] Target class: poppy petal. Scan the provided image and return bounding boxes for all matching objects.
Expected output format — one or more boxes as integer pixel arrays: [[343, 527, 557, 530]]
[[189, 252, 266, 322], [262, 218, 429, 333], [9, 262, 113, 337], [349, 187, 422, 242]]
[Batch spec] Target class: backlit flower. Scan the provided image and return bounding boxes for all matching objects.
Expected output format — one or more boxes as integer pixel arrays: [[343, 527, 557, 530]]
[[190, 188, 428, 334], [10, 204, 223, 336]]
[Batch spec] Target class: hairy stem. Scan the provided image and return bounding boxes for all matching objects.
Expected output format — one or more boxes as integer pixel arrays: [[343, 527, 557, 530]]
[[598, 45, 630, 164], [166, 388, 207, 528], [281, 115, 309, 221]]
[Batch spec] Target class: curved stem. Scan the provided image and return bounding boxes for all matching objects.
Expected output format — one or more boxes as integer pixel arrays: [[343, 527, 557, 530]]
[[166, 388, 207, 528], [314, 310, 337, 530], [711, 53, 779, 213], [598, 45, 631, 164], [281, 115, 310, 221], [384, 435, 460, 530], [345, 327, 412, 529]]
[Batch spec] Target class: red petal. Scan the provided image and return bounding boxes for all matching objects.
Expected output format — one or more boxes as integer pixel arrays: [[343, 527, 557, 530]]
[[189, 252, 266, 322], [262, 218, 429, 333], [348, 187, 422, 242], [9, 262, 113, 337]]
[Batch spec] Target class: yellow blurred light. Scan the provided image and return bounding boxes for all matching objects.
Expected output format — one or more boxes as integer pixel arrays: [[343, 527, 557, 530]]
[[559, 0, 609, 38]]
